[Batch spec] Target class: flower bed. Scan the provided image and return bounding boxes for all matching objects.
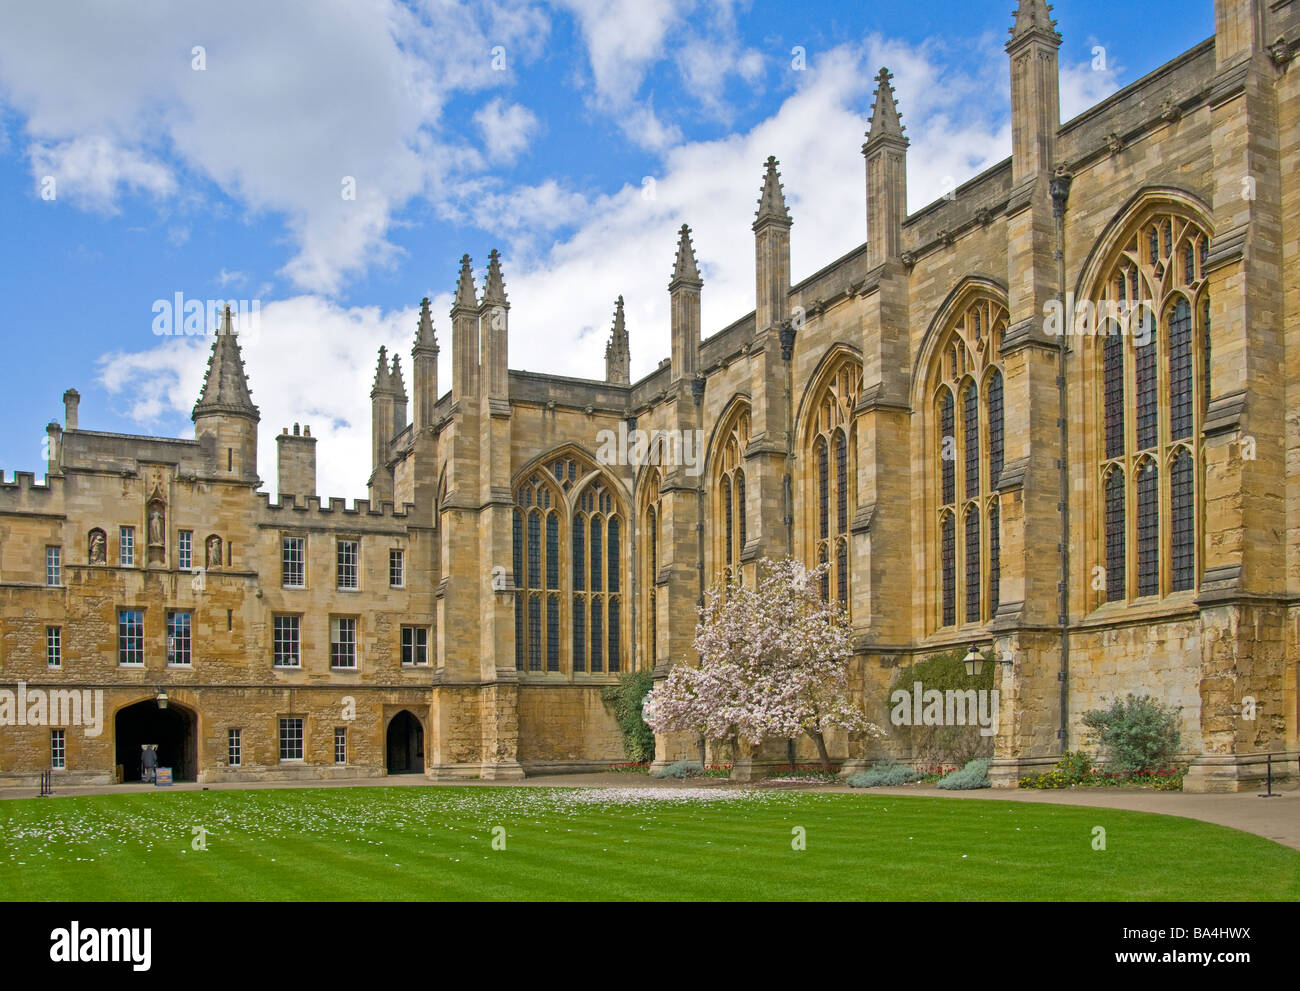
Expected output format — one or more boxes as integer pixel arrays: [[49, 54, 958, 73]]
[[1018, 751, 1185, 791]]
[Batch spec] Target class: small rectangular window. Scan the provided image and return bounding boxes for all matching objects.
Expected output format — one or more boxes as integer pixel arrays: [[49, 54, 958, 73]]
[[51, 729, 66, 770], [337, 539, 359, 590], [119, 526, 135, 567], [167, 611, 191, 666], [273, 615, 301, 668], [46, 626, 61, 668], [331, 617, 357, 669], [389, 549, 404, 588], [178, 530, 193, 571], [400, 626, 428, 666], [282, 536, 305, 588], [45, 546, 61, 586], [334, 727, 347, 765], [228, 728, 242, 767], [279, 718, 303, 761], [118, 609, 144, 665]]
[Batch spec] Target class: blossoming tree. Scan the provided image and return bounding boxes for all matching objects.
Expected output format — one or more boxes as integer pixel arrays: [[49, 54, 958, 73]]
[[645, 557, 881, 771]]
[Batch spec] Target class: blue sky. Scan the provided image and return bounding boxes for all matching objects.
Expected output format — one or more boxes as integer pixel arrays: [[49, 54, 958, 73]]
[[0, 0, 1214, 498]]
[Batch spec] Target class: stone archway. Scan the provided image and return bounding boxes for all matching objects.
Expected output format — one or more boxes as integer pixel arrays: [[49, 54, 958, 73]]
[[386, 710, 425, 774], [114, 698, 198, 782]]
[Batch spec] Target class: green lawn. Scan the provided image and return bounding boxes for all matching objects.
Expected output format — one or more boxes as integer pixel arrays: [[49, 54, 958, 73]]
[[1, 785, 1296, 901]]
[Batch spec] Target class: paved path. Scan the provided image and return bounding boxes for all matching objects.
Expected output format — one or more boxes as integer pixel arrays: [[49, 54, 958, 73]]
[[5, 773, 1298, 850], [877, 784, 1300, 851]]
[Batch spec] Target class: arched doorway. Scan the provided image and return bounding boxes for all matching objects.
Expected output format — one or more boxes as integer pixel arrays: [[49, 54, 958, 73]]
[[386, 711, 425, 774], [115, 698, 198, 782]]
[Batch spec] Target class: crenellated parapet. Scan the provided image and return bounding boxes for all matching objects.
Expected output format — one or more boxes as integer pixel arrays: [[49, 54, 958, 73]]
[[0, 470, 65, 512], [254, 490, 417, 523]]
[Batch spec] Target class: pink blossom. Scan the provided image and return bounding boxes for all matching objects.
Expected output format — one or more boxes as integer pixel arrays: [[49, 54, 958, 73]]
[[646, 557, 883, 748]]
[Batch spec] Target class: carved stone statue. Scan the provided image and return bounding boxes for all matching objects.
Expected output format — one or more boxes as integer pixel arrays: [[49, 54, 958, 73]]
[[88, 528, 106, 565], [148, 504, 165, 547], [206, 534, 223, 569]]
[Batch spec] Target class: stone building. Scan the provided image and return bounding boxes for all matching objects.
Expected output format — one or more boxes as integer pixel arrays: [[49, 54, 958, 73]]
[[2, 0, 1297, 791]]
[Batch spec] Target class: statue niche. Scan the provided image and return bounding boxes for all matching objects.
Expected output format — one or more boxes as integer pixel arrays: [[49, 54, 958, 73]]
[[88, 528, 106, 565], [205, 534, 223, 570], [147, 498, 166, 566]]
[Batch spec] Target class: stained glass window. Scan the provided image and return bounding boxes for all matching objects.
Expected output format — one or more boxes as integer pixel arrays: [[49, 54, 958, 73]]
[[1171, 448, 1195, 592], [940, 390, 955, 505], [964, 510, 980, 624], [1105, 469, 1125, 602], [987, 371, 1004, 488], [941, 514, 955, 627], [1169, 299, 1193, 441], [964, 383, 979, 500], [1137, 461, 1159, 596]]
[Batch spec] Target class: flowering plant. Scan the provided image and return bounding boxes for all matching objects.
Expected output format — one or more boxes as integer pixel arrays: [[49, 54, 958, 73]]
[[645, 557, 882, 769]]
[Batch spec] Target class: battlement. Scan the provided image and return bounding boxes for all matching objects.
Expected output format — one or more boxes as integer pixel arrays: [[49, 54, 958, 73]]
[[0, 470, 64, 509], [256, 490, 417, 522]]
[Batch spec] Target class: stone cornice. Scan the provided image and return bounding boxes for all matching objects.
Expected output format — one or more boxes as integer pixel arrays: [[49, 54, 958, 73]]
[[1204, 224, 1248, 273], [996, 457, 1030, 492], [849, 502, 874, 534], [1208, 59, 1253, 109], [854, 382, 911, 415], [1202, 390, 1247, 436], [1000, 316, 1058, 356]]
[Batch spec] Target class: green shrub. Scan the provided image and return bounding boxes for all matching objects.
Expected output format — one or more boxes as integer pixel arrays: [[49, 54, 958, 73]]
[[847, 758, 920, 788], [1081, 694, 1181, 774], [601, 671, 656, 763], [889, 650, 995, 767], [651, 760, 704, 779], [1019, 750, 1094, 789], [937, 758, 991, 790], [1057, 749, 1094, 780]]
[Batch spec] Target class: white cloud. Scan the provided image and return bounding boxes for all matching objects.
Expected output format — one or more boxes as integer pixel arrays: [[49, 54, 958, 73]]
[[97, 296, 426, 500], [463, 36, 1016, 386], [553, 0, 762, 149], [473, 98, 540, 164], [0, 0, 550, 294], [555, 0, 686, 105], [29, 135, 176, 210], [1060, 52, 1124, 122], [66, 0, 1147, 513], [92, 32, 1025, 500]]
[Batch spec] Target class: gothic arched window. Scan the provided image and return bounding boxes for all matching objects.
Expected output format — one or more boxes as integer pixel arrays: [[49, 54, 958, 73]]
[[1094, 211, 1210, 602], [964, 508, 980, 624], [641, 467, 662, 670], [574, 480, 622, 672], [1170, 448, 1195, 592], [939, 389, 955, 505], [1136, 459, 1159, 597], [930, 296, 1008, 631], [712, 408, 750, 586], [1104, 467, 1126, 602], [963, 382, 979, 501], [513, 472, 562, 672], [804, 360, 860, 611], [987, 370, 1004, 488], [940, 512, 956, 627]]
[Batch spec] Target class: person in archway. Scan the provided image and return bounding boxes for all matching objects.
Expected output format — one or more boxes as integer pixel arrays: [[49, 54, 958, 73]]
[[142, 743, 157, 784]]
